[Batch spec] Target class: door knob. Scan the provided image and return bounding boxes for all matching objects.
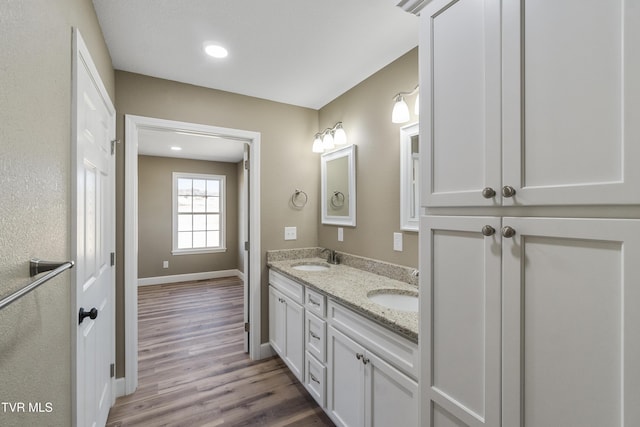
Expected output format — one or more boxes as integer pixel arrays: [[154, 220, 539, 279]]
[[482, 187, 496, 199], [79, 307, 98, 324], [502, 185, 516, 198], [501, 226, 516, 238], [482, 225, 496, 236]]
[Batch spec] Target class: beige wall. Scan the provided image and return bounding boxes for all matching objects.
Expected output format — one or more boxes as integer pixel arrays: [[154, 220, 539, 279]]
[[114, 71, 320, 376], [138, 156, 240, 278], [0, 1, 113, 426], [318, 48, 419, 268]]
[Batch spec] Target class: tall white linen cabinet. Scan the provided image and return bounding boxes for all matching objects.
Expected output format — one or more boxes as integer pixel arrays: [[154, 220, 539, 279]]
[[407, 0, 640, 426]]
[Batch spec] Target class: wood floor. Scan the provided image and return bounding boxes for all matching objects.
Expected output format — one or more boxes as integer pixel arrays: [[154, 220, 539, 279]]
[[106, 277, 334, 426]]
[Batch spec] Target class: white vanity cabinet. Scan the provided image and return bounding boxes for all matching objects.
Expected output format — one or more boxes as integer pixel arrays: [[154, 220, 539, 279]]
[[419, 0, 640, 207], [327, 301, 419, 427], [303, 287, 328, 407], [421, 216, 640, 426], [268, 271, 304, 382]]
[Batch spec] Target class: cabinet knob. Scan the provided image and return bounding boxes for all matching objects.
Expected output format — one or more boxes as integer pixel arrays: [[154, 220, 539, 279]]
[[502, 185, 516, 198], [482, 187, 496, 199], [501, 226, 516, 238], [482, 225, 496, 236]]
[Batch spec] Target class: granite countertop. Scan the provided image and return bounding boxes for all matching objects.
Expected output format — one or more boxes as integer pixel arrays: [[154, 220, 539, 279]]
[[267, 257, 418, 343]]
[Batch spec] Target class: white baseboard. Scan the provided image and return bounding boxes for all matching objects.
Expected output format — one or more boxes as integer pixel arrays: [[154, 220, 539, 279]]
[[138, 269, 243, 286], [114, 377, 126, 398], [259, 342, 276, 359]]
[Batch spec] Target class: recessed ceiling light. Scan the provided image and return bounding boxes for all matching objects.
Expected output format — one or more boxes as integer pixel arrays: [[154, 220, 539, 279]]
[[170, 146, 182, 151], [204, 44, 228, 59]]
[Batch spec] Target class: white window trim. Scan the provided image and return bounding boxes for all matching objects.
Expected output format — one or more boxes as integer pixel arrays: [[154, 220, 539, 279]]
[[171, 172, 227, 255]]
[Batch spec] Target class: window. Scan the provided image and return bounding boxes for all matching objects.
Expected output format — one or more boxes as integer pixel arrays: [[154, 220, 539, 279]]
[[172, 172, 226, 254]]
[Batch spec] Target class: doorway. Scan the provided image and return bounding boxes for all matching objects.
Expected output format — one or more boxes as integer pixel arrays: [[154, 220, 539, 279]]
[[123, 115, 261, 395]]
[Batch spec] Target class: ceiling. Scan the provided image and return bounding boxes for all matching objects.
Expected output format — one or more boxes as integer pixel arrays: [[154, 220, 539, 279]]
[[138, 128, 246, 163], [92, 0, 419, 110]]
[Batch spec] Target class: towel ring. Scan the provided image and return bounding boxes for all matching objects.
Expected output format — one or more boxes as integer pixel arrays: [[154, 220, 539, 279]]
[[330, 191, 345, 208], [291, 189, 308, 208]]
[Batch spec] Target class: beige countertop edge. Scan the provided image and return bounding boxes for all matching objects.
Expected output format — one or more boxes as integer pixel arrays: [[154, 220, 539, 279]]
[[267, 258, 418, 343]]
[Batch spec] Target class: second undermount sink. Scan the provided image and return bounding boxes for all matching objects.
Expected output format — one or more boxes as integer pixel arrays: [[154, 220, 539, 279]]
[[292, 263, 330, 272], [367, 289, 418, 312]]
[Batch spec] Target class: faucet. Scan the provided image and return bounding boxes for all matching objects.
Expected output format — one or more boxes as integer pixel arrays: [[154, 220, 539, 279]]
[[322, 248, 340, 265]]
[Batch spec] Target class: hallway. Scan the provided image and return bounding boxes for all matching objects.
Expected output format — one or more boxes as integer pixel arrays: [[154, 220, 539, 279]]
[[106, 277, 333, 426]]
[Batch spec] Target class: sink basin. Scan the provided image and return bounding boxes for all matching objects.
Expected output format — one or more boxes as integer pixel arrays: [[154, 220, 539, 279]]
[[367, 289, 418, 312], [292, 263, 330, 272]]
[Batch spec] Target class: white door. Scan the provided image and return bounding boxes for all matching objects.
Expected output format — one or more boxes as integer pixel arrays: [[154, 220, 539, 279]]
[[420, 215, 502, 427], [268, 286, 285, 356], [72, 29, 115, 427], [502, 0, 640, 205], [242, 145, 250, 353], [328, 327, 365, 427], [420, 0, 502, 207], [365, 350, 418, 427], [283, 295, 304, 381], [502, 217, 640, 426]]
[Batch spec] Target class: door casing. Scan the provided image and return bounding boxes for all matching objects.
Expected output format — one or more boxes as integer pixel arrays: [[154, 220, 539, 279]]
[[123, 115, 262, 395]]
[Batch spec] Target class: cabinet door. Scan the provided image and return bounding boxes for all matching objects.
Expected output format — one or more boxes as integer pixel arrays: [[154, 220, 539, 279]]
[[502, 218, 640, 426], [420, 216, 502, 427], [283, 294, 304, 382], [365, 350, 419, 427], [268, 286, 285, 356], [502, 0, 640, 205], [420, 0, 502, 207], [328, 326, 365, 427]]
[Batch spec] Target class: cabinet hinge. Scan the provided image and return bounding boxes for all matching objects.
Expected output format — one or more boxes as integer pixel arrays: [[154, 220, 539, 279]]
[[110, 252, 115, 267], [244, 159, 249, 170], [244, 322, 250, 332], [110, 363, 115, 378], [244, 241, 249, 251], [111, 139, 120, 155]]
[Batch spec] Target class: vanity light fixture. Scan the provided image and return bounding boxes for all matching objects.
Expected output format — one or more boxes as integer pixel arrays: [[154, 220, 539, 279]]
[[392, 84, 419, 124], [312, 122, 347, 153]]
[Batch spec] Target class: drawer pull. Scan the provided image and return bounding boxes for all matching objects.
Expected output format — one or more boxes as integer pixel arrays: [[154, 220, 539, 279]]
[[310, 331, 320, 340], [310, 373, 321, 384], [308, 298, 321, 306]]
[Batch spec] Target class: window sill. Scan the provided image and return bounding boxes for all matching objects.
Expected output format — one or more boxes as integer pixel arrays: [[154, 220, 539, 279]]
[[171, 248, 227, 256]]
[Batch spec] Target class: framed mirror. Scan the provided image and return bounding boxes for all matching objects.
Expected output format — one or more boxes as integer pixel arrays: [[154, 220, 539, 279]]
[[321, 145, 356, 226], [400, 123, 419, 231]]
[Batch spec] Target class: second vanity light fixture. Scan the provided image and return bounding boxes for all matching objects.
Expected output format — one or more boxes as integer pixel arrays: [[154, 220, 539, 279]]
[[312, 122, 347, 153], [392, 84, 419, 124]]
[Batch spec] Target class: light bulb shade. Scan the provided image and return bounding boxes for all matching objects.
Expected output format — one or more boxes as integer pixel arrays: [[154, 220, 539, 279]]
[[312, 136, 324, 153], [333, 124, 347, 145], [392, 96, 410, 123], [414, 93, 420, 115], [322, 132, 335, 149]]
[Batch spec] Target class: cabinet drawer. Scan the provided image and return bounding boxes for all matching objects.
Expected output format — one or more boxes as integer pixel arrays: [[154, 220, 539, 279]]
[[328, 300, 419, 380], [305, 287, 326, 317], [269, 270, 304, 305], [305, 310, 326, 363], [305, 351, 326, 408]]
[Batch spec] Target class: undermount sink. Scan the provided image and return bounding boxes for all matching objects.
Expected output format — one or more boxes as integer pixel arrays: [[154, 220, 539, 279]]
[[292, 263, 330, 272], [367, 289, 418, 312]]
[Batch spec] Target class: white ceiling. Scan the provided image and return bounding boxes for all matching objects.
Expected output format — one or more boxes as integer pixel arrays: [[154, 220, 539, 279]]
[[95, 1, 417, 162], [138, 128, 246, 162], [92, 0, 419, 110]]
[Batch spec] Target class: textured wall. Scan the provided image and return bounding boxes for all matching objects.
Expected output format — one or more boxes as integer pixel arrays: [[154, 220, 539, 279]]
[[0, 0, 113, 425], [137, 155, 240, 278], [318, 48, 419, 268]]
